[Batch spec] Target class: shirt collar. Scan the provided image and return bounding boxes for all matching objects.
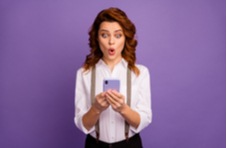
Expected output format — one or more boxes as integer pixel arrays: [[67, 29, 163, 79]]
[[96, 58, 128, 69]]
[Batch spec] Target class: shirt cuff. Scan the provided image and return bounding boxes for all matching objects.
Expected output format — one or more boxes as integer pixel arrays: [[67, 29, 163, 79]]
[[74, 116, 95, 134], [130, 112, 152, 133]]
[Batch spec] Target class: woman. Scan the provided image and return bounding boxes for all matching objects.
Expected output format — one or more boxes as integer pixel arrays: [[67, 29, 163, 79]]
[[74, 7, 152, 148]]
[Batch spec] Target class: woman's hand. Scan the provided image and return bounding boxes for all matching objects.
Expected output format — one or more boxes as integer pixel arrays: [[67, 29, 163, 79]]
[[105, 90, 140, 129], [82, 93, 109, 131], [105, 90, 127, 113], [93, 92, 110, 113]]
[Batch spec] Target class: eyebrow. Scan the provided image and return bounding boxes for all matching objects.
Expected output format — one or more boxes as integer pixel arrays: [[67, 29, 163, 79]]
[[99, 29, 123, 33]]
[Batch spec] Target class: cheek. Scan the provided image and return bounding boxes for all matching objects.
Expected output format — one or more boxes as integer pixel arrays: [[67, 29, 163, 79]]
[[98, 40, 105, 51], [118, 39, 126, 51], [98, 38, 108, 49], [98, 44, 105, 53]]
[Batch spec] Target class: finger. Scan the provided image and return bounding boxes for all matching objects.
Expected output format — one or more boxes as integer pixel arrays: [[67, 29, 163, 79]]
[[96, 92, 107, 101], [99, 94, 109, 104], [108, 90, 125, 101], [106, 91, 125, 106], [102, 101, 109, 107], [97, 92, 106, 99], [106, 93, 121, 109], [97, 97, 107, 106], [110, 90, 122, 97], [106, 90, 119, 101]]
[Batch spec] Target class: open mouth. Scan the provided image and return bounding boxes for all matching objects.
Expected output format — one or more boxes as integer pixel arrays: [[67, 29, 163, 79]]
[[108, 48, 115, 55]]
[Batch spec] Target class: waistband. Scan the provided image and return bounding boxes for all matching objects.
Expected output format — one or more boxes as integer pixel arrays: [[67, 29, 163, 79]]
[[86, 133, 142, 148]]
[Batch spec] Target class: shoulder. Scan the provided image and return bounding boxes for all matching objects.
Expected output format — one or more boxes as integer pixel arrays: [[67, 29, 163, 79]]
[[136, 64, 150, 75], [133, 64, 151, 83], [76, 67, 84, 75], [76, 67, 91, 78]]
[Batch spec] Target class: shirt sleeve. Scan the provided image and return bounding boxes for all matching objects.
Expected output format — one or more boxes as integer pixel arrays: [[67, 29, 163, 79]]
[[74, 68, 95, 134], [130, 66, 152, 133]]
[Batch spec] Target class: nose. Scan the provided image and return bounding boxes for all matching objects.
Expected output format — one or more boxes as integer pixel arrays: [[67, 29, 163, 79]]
[[108, 36, 115, 45]]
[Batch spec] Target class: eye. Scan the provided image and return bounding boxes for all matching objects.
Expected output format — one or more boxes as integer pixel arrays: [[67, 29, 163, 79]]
[[101, 33, 109, 38], [115, 34, 122, 39]]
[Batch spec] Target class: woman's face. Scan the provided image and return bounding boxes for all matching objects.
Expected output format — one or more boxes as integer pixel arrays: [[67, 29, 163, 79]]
[[98, 21, 125, 65]]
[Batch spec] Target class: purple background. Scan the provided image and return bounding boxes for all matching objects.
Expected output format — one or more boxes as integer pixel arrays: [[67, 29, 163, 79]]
[[0, 0, 225, 148]]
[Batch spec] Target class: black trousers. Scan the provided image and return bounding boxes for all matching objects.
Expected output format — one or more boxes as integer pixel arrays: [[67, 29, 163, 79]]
[[85, 134, 143, 148]]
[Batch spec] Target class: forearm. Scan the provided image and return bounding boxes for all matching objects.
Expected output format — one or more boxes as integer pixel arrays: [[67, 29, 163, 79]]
[[120, 105, 140, 129], [82, 105, 100, 131]]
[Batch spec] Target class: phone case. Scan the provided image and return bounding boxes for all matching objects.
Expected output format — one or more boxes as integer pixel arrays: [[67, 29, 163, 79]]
[[103, 79, 120, 92]]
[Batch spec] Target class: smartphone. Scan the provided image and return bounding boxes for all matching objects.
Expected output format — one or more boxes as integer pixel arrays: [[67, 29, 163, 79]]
[[103, 79, 120, 92]]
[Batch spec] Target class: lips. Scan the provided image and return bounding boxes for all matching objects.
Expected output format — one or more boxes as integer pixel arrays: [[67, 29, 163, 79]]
[[108, 48, 115, 56]]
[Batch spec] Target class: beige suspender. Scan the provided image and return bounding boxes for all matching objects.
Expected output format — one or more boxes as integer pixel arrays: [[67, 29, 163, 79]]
[[91, 66, 100, 141], [125, 67, 131, 140], [90, 66, 131, 141]]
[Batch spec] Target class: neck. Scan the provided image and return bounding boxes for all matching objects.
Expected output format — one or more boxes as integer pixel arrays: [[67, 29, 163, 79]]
[[102, 57, 122, 71]]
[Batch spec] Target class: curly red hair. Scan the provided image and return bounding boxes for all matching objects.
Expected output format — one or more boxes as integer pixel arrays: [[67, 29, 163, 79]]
[[83, 7, 140, 75]]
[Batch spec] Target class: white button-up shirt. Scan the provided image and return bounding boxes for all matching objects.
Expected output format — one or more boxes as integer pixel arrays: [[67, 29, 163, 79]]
[[74, 59, 152, 143]]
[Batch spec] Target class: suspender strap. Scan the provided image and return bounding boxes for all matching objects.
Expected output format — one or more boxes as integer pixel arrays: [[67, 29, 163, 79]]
[[125, 67, 131, 140], [91, 66, 100, 141], [91, 66, 96, 104], [90, 66, 131, 141]]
